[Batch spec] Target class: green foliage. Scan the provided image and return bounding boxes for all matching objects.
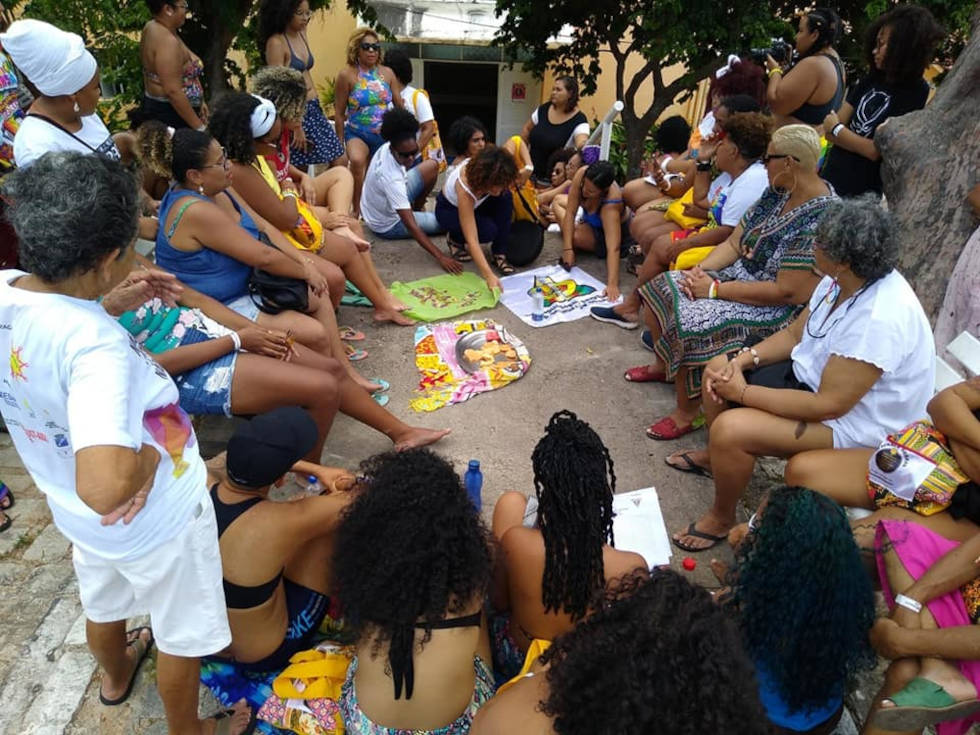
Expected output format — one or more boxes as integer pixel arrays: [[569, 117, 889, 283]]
[[602, 120, 657, 182], [318, 76, 335, 111]]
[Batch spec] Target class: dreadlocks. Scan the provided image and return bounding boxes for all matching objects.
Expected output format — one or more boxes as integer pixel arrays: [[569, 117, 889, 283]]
[[532, 410, 616, 621]]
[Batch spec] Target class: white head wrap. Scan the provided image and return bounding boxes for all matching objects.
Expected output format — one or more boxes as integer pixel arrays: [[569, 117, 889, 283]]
[[715, 54, 742, 79], [249, 95, 277, 139], [0, 19, 98, 97]]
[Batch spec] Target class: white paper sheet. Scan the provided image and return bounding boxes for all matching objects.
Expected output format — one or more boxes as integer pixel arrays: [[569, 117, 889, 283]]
[[498, 264, 614, 328], [611, 486, 673, 568]]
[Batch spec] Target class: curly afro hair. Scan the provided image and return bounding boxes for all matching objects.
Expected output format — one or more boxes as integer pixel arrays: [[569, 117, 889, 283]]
[[533, 410, 615, 621], [865, 4, 944, 85], [816, 194, 898, 281], [708, 57, 766, 108], [464, 147, 518, 194], [333, 448, 492, 696], [379, 108, 419, 145], [136, 119, 175, 180], [725, 486, 875, 716], [447, 115, 487, 158], [654, 115, 691, 155], [251, 65, 307, 124], [257, 0, 303, 50], [721, 111, 773, 161], [208, 92, 262, 165], [540, 569, 768, 735]]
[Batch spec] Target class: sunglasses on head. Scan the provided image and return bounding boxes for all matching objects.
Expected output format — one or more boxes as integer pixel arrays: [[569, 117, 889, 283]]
[[360, 42, 381, 52]]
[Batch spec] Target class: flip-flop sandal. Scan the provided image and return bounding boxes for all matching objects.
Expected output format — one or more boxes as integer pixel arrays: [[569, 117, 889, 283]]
[[664, 452, 713, 479], [645, 415, 704, 441], [369, 378, 390, 392], [672, 522, 728, 552], [624, 365, 666, 383], [493, 254, 516, 275], [209, 705, 258, 735], [338, 326, 365, 341], [344, 344, 368, 362], [371, 392, 390, 407], [0, 482, 14, 511], [447, 236, 472, 262], [99, 626, 155, 706], [875, 678, 980, 731]]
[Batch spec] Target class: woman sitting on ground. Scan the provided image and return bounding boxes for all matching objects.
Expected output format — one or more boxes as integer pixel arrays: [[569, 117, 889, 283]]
[[787, 378, 980, 564], [143, 124, 386, 394], [521, 76, 589, 186], [558, 161, 629, 301], [717, 486, 875, 734], [208, 92, 413, 326], [536, 147, 575, 223], [139, 0, 207, 130], [446, 115, 488, 169], [251, 66, 361, 239], [865, 521, 980, 734], [259, 0, 347, 168], [490, 410, 647, 680], [622, 115, 693, 213], [109, 265, 449, 454], [205, 407, 355, 673], [542, 149, 583, 225], [435, 146, 519, 289], [471, 570, 769, 735], [614, 126, 836, 441], [334, 448, 495, 733], [765, 8, 845, 133], [668, 196, 935, 552], [361, 109, 458, 273], [821, 4, 944, 197]]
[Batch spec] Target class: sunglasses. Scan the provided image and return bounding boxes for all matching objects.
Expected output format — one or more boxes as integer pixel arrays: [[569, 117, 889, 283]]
[[762, 153, 800, 164], [360, 42, 381, 52], [393, 147, 420, 160]]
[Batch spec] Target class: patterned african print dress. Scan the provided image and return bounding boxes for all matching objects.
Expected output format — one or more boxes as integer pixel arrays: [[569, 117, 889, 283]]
[[638, 186, 838, 399]]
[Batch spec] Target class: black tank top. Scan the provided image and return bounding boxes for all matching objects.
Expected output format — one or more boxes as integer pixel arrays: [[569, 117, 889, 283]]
[[790, 54, 845, 125], [528, 102, 587, 180]]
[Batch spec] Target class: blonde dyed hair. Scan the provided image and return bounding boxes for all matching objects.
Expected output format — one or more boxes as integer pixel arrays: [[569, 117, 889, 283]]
[[251, 65, 307, 124], [136, 120, 174, 180], [346, 27, 380, 67], [771, 125, 821, 172]]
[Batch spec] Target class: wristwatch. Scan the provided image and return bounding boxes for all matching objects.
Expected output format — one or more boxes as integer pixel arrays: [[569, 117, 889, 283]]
[[696, 160, 712, 172]]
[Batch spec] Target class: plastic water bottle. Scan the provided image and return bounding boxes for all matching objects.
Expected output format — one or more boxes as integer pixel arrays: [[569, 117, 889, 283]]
[[463, 460, 483, 511], [304, 474, 323, 496], [531, 288, 545, 322]]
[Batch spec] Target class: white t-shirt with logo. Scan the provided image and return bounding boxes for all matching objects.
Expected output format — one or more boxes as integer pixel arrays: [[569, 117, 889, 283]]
[[13, 113, 121, 168], [791, 271, 935, 449], [0, 271, 205, 561], [705, 161, 769, 228], [400, 85, 434, 125], [360, 142, 412, 234]]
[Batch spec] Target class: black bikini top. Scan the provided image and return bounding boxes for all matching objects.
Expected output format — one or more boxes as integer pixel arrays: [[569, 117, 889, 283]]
[[388, 610, 482, 700], [210, 483, 284, 610]]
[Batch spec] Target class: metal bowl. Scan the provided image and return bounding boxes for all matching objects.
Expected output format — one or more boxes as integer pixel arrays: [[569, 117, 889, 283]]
[[455, 329, 524, 375]]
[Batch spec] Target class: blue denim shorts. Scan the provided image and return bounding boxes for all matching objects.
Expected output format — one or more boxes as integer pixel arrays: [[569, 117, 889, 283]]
[[173, 327, 237, 417], [224, 293, 260, 321], [344, 125, 385, 156]]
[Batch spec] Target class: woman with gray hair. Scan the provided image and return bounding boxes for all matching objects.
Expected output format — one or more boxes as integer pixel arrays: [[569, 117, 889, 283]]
[[0, 151, 254, 733], [669, 194, 935, 552]]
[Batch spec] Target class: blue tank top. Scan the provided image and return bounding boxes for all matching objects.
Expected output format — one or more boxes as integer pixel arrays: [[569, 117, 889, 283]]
[[756, 664, 841, 730], [154, 187, 257, 304]]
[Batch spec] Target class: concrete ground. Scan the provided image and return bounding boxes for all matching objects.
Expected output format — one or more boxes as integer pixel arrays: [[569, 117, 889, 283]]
[[0, 227, 864, 733]]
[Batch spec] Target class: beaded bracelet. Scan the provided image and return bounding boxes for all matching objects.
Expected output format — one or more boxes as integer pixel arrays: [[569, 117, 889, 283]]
[[740, 346, 760, 366]]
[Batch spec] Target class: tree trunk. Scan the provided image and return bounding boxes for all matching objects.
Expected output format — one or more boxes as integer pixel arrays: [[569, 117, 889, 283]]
[[875, 9, 980, 324], [623, 117, 649, 178]]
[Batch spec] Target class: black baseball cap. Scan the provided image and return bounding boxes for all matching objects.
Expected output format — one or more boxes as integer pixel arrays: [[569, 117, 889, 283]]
[[225, 406, 318, 489]]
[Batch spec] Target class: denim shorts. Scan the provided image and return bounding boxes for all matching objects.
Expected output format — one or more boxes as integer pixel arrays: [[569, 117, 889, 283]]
[[224, 293, 260, 321], [173, 327, 237, 417], [344, 125, 385, 156]]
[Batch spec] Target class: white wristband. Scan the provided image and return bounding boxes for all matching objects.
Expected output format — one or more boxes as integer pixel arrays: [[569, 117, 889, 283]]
[[831, 123, 845, 138], [895, 593, 922, 614], [523, 164, 533, 172], [229, 331, 242, 352]]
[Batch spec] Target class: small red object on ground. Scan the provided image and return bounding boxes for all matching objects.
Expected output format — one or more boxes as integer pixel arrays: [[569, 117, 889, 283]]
[[682, 557, 696, 571]]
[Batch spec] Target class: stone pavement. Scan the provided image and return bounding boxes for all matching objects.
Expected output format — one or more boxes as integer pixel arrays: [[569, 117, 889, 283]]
[[0, 228, 867, 733]]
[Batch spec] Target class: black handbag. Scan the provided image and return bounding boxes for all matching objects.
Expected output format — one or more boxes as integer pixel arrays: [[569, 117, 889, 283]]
[[248, 232, 310, 315], [508, 187, 545, 267]]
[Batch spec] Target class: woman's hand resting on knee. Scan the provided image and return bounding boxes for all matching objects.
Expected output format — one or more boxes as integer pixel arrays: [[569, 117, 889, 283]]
[[704, 357, 748, 404], [238, 326, 295, 361]]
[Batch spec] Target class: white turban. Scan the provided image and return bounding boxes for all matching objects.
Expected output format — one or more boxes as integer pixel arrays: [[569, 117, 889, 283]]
[[250, 95, 277, 139], [0, 19, 97, 97]]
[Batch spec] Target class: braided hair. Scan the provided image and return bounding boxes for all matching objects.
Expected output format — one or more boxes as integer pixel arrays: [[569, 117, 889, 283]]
[[532, 410, 615, 621]]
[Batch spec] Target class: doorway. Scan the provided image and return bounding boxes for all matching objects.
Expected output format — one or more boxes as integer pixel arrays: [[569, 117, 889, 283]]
[[423, 61, 499, 158]]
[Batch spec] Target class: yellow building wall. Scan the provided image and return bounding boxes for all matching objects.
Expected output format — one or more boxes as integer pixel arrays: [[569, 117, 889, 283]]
[[304, 2, 360, 93]]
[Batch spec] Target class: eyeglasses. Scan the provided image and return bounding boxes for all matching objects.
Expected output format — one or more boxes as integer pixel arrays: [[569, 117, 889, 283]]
[[360, 42, 381, 52], [392, 147, 420, 161], [171, 2, 189, 9], [294, 9, 312, 18], [202, 148, 230, 169], [762, 153, 800, 164]]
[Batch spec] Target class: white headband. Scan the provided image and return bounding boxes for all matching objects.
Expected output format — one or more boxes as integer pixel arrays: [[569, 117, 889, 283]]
[[715, 54, 742, 79], [0, 19, 98, 97], [250, 95, 277, 138]]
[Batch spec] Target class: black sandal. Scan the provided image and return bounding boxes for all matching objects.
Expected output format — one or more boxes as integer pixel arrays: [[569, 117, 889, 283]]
[[493, 254, 516, 275], [446, 235, 472, 262]]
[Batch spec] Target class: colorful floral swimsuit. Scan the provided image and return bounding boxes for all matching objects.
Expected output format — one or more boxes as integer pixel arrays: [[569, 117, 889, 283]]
[[345, 65, 391, 136]]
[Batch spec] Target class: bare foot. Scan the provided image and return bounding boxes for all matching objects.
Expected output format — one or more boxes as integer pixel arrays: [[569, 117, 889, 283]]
[[335, 225, 371, 250], [387, 293, 409, 311], [99, 627, 154, 702], [709, 557, 730, 585], [373, 309, 415, 326], [201, 699, 253, 734], [392, 426, 451, 451], [672, 512, 732, 552]]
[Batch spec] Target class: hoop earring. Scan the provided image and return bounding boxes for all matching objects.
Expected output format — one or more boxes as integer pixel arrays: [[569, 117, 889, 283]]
[[771, 168, 797, 194], [73, 102, 80, 114]]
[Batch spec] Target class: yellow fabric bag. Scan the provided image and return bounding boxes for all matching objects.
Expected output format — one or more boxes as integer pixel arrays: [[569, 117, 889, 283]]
[[507, 136, 541, 223], [272, 647, 353, 701], [672, 246, 716, 271], [664, 188, 706, 230], [413, 88, 447, 173], [496, 638, 552, 695], [252, 156, 324, 253]]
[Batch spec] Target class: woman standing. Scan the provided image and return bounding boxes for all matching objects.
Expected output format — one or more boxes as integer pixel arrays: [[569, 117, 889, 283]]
[[334, 27, 403, 215], [139, 0, 206, 130], [260, 0, 346, 169], [822, 5, 944, 197], [521, 76, 588, 185], [765, 8, 845, 133]]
